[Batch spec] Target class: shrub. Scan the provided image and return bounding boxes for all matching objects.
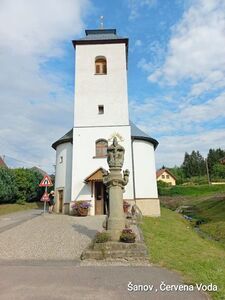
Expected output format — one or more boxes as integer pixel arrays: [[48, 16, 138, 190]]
[[0, 168, 18, 204], [11, 168, 43, 203], [157, 180, 171, 196], [94, 231, 111, 243], [120, 228, 136, 243]]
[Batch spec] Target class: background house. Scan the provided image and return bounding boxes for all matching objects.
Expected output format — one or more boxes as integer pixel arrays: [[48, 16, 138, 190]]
[[156, 168, 176, 186], [0, 156, 7, 168]]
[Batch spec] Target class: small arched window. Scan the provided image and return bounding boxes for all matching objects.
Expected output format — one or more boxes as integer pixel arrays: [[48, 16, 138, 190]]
[[95, 56, 107, 75], [96, 139, 108, 157]]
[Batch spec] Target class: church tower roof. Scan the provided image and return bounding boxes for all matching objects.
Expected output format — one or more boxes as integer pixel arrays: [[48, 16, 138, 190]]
[[72, 28, 128, 53]]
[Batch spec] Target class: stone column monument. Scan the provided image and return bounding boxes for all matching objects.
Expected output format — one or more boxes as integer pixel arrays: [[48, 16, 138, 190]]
[[103, 137, 130, 241]]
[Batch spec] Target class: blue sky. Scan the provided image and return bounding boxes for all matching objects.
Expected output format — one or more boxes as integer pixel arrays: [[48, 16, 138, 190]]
[[0, 0, 225, 173]]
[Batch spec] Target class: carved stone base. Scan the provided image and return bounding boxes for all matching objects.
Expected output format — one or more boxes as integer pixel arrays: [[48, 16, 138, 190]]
[[81, 241, 148, 261], [107, 216, 126, 241]]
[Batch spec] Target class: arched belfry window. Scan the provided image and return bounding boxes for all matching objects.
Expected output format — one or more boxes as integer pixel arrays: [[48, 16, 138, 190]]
[[95, 139, 108, 157], [95, 56, 107, 75]]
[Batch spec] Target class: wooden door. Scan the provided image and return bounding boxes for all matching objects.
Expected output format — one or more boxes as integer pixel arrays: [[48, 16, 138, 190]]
[[58, 190, 63, 213], [95, 182, 104, 215]]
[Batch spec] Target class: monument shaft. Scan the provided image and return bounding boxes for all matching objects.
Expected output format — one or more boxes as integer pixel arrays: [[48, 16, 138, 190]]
[[103, 138, 129, 241]]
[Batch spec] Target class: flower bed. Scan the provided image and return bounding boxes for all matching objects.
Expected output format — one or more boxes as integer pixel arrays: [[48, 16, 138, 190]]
[[71, 200, 91, 216], [120, 228, 136, 243]]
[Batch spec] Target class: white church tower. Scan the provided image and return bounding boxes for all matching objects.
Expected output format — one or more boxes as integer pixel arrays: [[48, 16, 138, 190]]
[[52, 28, 160, 217]]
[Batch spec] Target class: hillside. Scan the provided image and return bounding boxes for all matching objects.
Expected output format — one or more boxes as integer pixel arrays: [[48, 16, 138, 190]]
[[141, 208, 225, 300], [159, 185, 225, 246]]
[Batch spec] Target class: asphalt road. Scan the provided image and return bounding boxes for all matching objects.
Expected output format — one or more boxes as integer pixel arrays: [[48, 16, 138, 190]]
[[0, 210, 210, 300], [0, 261, 209, 300]]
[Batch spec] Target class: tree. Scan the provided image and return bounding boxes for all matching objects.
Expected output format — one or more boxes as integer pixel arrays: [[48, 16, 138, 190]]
[[11, 168, 43, 203], [0, 167, 18, 204], [211, 163, 225, 180], [182, 150, 205, 178], [207, 148, 225, 177], [169, 166, 185, 184]]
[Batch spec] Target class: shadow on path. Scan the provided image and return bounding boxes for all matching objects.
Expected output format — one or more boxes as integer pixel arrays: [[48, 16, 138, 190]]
[[72, 223, 98, 239]]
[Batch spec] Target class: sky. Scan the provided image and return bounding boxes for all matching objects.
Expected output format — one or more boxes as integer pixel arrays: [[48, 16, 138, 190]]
[[0, 0, 225, 173]]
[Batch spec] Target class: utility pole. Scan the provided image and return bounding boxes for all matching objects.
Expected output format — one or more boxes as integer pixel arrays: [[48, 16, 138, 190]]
[[205, 158, 210, 185]]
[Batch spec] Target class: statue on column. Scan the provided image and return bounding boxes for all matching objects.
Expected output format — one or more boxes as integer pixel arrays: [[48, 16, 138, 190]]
[[107, 137, 125, 168], [103, 137, 130, 240]]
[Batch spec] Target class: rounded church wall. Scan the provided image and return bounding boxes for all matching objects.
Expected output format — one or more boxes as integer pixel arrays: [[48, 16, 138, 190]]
[[132, 140, 158, 199], [55, 142, 73, 207]]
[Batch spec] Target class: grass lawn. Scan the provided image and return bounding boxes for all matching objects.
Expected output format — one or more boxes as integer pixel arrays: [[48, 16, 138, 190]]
[[141, 207, 225, 300], [161, 192, 225, 247], [0, 202, 40, 216], [159, 184, 225, 197], [192, 198, 225, 246]]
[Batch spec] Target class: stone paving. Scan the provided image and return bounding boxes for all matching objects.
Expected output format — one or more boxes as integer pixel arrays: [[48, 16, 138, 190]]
[[0, 209, 42, 233], [0, 211, 210, 300], [0, 213, 105, 260]]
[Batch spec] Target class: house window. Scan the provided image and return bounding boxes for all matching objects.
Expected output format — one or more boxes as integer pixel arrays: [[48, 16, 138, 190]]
[[162, 175, 165, 179], [166, 175, 170, 179], [96, 139, 108, 157], [95, 56, 107, 74], [59, 156, 63, 164], [98, 105, 104, 114]]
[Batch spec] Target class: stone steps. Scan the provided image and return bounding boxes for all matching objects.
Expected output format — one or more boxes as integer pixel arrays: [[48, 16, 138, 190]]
[[81, 241, 148, 260]]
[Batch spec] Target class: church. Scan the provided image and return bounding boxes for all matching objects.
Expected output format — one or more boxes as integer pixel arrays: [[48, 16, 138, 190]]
[[52, 27, 160, 217]]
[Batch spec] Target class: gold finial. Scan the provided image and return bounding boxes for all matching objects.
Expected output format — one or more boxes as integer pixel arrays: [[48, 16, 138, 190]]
[[100, 16, 104, 29]]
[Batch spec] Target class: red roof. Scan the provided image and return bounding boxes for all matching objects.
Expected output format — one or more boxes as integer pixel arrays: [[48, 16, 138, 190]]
[[0, 157, 7, 168], [156, 168, 176, 180], [220, 157, 225, 165]]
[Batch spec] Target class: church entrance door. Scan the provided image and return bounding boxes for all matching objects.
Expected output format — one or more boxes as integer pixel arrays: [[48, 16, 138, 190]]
[[95, 182, 108, 215], [58, 189, 64, 213]]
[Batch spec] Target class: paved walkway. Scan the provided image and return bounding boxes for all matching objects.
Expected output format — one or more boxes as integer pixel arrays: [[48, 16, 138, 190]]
[[0, 211, 210, 299], [0, 209, 42, 233], [0, 213, 105, 260]]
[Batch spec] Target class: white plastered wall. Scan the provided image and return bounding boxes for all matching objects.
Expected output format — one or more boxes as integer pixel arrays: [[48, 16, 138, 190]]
[[132, 140, 160, 216], [55, 142, 73, 204], [74, 43, 129, 127], [72, 126, 134, 215], [132, 140, 158, 199]]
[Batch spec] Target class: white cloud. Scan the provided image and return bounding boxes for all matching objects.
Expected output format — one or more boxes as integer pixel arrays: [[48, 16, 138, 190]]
[[179, 93, 225, 122], [128, 0, 157, 20], [149, 0, 225, 90], [0, 0, 89, 56], [130, 91, 225, 137], [0, 0, 91, 173], [138, 58, 154, 72], [155, 128, 225, 168], [132, 0, 225, 167]]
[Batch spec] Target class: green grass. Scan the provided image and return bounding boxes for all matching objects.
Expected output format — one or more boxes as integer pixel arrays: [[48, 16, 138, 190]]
[[159, 184, 225, 197], [192, 199, 225, 245], [161, 195, 225, 246], [0, 202, 40, 216], [193, 198, 225, 222], [141, 207, 225, 300]]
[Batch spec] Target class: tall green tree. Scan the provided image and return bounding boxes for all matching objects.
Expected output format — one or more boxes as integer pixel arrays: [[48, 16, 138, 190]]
[[169, 166, 185, 184], [182, 150, 205, 177], [207, 148, 225, 177], [11, 168, 43, 203], [0, 167, 18, 204], [211, 163, 225, 179]]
